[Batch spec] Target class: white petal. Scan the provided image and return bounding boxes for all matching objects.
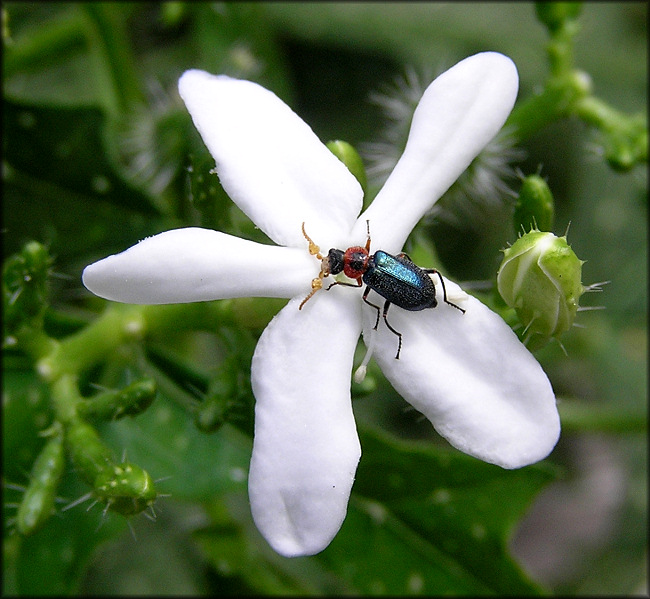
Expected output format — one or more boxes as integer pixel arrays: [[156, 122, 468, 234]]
[[362, 277, 560, 469], [82, 228, 316, 304], [356, 52, 519, 252], [178, 71, 363, 249], [249, 292, 362, 557]]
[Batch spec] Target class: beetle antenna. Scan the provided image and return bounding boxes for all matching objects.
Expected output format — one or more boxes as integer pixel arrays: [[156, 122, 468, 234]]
[[299, 284, 320, 310], [300, 222, 328, 309], [301, 222, 323, 259], [364, 220, 372, 252]]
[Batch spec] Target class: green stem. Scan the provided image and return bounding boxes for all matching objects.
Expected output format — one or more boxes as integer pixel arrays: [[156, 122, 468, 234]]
[[507, 3, 583, 140], [546, 16, 580, 77], [506, 71, 591, 141], [575, 95, 629, 130], [574, 96, 647, 170], [37, 304, 145, 380], [558, 398, 646, 434], [50, 373, 82, 424], [13, 325, 59, 363]]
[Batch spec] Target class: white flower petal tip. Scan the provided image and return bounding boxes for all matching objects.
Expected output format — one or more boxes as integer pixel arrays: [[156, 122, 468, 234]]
[[358, 51, 519, 251], [248, 294, 362, 557], [178, 70, 363, 249], [368, 289, 560, 470], [252, 478, 357, 558], [82, 228, 315, 304]]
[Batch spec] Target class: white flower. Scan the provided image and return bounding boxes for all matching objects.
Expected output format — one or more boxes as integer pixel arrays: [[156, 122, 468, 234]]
[[82, 52, 560, 558]]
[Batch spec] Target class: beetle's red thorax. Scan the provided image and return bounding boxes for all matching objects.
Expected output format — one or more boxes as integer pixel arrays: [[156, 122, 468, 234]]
[[342, 247, 369, 280]]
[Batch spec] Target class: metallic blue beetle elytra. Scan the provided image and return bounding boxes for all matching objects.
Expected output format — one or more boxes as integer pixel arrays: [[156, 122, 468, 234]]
[[299, 221, 465, 359]]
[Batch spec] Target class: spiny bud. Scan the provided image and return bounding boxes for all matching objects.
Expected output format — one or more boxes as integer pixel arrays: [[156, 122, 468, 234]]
[[94, 462, 157, 516], [66, 418, 158, 516], [497, 229, 585, 349]]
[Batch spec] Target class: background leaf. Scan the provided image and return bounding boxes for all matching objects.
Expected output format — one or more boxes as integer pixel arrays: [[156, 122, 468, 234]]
[[323, 426, 553, 595]]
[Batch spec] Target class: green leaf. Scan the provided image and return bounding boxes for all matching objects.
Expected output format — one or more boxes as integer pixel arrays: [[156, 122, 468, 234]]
[[100, 387, 251, 501], [321, 425, 557, 595], [3, 99, 157, 215]]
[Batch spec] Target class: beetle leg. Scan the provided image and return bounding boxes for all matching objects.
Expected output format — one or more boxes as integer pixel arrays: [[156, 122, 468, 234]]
[[362, 286, 382, 330], [326, 278, 362, 291], [381, 300, 403, 359], [424, 269, 466, 314], [362, 289, 403, 359]]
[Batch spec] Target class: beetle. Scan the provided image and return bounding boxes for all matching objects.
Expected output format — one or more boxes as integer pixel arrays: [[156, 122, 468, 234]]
[[299, 221, 465, 359]]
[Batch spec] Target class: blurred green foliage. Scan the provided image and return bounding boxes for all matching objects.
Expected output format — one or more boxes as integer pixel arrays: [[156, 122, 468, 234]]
[[2, 2, 646, 595]]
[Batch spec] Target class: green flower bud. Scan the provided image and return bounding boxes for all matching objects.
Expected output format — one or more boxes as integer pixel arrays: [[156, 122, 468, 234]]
[[77, 378, 157, 421], [603, 113, 647, 173], [3, 241, 51, 334], [535, 2, 582, 32], [327, 140, 367, 195], [16, 428, 65, 536], [94, 462, 157, 516], [513, 174, 555, 233], [497, 229, 585, 349], [66, 418, 113, 485]]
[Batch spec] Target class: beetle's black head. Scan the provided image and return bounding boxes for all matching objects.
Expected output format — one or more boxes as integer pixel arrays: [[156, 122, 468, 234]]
[[326, 249, 345, 275]]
